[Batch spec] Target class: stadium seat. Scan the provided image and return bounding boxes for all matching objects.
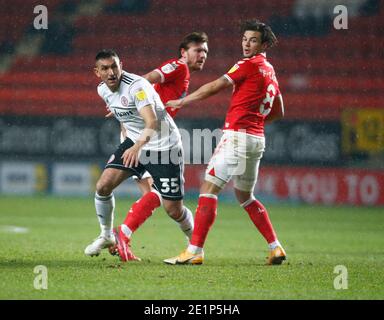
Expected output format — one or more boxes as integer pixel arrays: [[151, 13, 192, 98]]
[[1, 0, 382, 120]]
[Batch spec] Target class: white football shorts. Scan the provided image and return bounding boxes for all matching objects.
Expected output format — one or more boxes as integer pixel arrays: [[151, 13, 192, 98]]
[[205, 130, 265, 192]]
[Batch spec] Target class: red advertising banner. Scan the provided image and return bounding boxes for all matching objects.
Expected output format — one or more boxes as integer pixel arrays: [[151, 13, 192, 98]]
[[184, 165, 384, 206]]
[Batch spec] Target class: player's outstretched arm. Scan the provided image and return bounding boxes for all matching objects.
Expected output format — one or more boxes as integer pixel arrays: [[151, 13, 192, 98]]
[[167, 76, 232, 109], [142, 70, 162, 84], [265, 94, 284, 124]]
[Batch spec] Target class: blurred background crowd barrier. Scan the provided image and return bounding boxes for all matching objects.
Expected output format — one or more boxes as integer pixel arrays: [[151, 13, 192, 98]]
[[0, 0, 383, 206]]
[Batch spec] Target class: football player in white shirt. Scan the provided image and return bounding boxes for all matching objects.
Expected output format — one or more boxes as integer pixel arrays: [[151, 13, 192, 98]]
[[84, 50, 193, 261], [105, 32, 208, 196]]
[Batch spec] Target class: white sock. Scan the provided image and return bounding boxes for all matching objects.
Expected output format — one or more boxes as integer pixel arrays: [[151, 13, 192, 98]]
[[269, 240, 282, 250], [121, 224, 133, 239], [187, 244, 203, 254], [94, 192, 115, 238], [174, 206, 194, 240]]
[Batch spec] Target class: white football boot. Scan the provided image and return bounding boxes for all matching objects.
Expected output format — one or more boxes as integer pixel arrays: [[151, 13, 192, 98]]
[[84, 234, 116, 257]]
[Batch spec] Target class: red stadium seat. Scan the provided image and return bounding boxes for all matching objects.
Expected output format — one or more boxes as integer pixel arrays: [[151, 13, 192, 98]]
[[1, 0, 382, 120]]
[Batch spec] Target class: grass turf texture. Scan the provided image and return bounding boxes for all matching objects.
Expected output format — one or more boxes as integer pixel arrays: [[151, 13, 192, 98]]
[[0, 196, 383, 300]]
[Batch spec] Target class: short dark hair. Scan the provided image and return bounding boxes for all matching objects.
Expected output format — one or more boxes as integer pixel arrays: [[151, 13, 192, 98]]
[[240, 19, 277, 49], [178, 32, 208, 57], [95, 49, 119, 61]]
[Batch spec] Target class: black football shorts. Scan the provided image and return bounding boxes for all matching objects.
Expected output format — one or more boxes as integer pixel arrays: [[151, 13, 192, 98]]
[[105, 137, 184, 201]]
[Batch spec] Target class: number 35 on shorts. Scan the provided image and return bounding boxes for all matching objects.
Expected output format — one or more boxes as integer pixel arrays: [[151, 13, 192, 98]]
[[160, 178, 180, 193]]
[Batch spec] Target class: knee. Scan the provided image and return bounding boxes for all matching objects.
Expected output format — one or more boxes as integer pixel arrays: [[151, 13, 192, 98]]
[[96, 180, 113, 196], [163, 202, 183, 219], [200, 180, 222, 195], [235, 189, 252, 205]]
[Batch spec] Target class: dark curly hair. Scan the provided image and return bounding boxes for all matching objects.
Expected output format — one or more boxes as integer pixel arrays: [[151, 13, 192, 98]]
[[240, 19, 277, 49]]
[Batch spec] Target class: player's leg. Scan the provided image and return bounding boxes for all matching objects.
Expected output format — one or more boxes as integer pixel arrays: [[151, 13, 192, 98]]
[[136, 177, 153, 194], [85, 137, 144, 258], [112, 188, 162, 261], [128, 166, 194, 242], [85, 168, 132, 257], [190, 180, 222, 249], [116, 173, 154, 244], [112, 147, 184, 262], [133, 172, 153, 195], [119, 189, 162, 239], [236, 188, 286, 265], [162, 199, 194, 242], [146, 146, 195, 241], [189, 180, 222, 249], [163, 180, 224, 265], [164, 133, 234, 265], [233, 134, 286, 265], [235, 187, 278, 245]]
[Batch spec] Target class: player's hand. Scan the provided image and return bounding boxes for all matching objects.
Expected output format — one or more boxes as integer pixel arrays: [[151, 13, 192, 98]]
[[166, 99, 183, 109], [105, 105, 113, 118], [122, 145, 141, 168]]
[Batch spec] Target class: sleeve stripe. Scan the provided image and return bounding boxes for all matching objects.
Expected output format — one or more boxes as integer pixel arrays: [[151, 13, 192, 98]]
[[223, 74, 234, 85], [122, 76, 133, 84], [154, 69, 165, 83], [121, 79, 132, 85]]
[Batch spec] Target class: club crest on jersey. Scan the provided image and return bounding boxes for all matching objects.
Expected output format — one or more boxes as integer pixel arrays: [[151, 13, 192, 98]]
[[161, 62, 177, 74], [228, 64, 239, 74], [121, 96, 128, 106]]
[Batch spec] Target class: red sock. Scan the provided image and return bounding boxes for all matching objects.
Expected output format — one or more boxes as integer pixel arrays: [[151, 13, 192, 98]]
[[243, 199, 277, 244], [123, 191, 161, 232], [190, 195, 218, 248]]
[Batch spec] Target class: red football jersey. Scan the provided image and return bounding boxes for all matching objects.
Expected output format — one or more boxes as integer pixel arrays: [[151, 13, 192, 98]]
[[153, 58, 190, 118], [223, 53, 281, 137]]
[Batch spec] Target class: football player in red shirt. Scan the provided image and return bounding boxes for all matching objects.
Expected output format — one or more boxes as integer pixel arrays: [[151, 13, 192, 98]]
[[123, 32, 208, 243], [144, 32, 208, 118], [135, 32, 208, 193], [164, 20, 286, 266]]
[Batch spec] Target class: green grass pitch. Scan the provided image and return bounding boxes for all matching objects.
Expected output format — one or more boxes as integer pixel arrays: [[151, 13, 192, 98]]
[[0, 196, 383, 300]]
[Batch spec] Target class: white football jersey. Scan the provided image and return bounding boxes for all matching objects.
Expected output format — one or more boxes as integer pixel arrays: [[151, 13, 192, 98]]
[[97, 71, 181, 151]]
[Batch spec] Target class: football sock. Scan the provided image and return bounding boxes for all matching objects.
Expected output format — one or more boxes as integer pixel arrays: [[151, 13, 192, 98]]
[[242, 197, 277, 244], [120, 224, 132, 239], [268, 240, 282, 250], [187, 244, 203, 255], [94, 192, 115, 238], [190, 194, 218, 249], [174, 206, 194, 240], [121, 190, 162, 237]]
